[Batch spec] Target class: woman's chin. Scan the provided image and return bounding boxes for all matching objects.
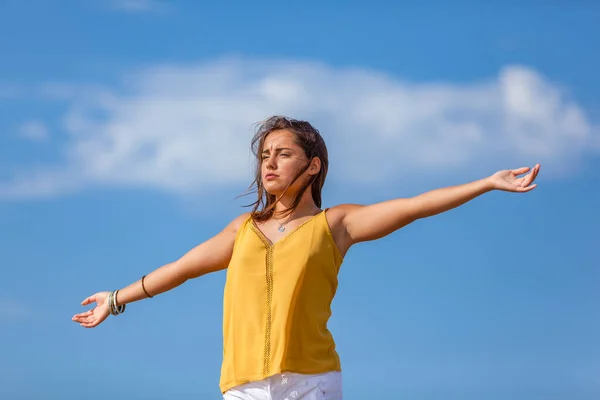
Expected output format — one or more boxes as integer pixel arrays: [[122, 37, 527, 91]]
[[264, 187, 284, 197], [263, 183, 292, 198]]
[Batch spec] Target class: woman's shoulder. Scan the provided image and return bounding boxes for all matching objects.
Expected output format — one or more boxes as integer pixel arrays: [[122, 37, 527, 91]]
[[222, 212, 253, 236], [324, 204, 364, 239], [234, 211, 253, 226], [324, 204, 364, 258], [325, 204, 363, 224]]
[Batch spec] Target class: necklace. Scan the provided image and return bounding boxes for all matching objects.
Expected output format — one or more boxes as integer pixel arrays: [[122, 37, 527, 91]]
[[273, 208, 320, 232], [276, 219, 289, 232], [275, 213, 293, 232]]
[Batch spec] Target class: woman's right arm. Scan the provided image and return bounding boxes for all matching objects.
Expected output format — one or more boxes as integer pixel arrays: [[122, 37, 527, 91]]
[[72, 212, 250, 328]]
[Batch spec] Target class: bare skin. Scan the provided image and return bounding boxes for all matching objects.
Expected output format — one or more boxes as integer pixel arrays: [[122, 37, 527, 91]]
[[72, 129, 540, 328]]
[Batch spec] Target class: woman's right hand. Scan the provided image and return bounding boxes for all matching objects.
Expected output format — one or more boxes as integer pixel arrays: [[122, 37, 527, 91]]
[[72, 291, 111, 328]]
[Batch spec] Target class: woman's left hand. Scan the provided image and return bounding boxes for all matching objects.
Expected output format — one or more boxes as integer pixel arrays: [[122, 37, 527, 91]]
[[488, 164, 540, 192]]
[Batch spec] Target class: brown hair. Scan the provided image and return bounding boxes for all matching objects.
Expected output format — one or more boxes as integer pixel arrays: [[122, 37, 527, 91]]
[[244, 116, 329, 222]]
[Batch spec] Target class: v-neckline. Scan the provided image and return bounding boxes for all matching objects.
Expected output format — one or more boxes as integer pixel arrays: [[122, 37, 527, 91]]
[[249, 210, 324, 248]]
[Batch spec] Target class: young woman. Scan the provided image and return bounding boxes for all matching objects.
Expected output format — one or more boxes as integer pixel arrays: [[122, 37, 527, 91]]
[[72, 116, 540, 399]]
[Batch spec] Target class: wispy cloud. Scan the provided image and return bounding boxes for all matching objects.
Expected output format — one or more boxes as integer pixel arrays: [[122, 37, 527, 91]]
[[0, 299, 28, 321], [18, 120, 50, 142], [1, 57, 598, 200], [109, 0, 166, 13]]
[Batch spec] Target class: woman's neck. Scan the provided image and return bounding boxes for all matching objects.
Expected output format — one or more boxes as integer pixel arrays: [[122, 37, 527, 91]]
[[272, 190, 320, 220]]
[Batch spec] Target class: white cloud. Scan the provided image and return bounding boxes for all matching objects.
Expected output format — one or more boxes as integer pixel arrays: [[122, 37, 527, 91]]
[[0, 57, 598, 200], [18, 120, 49, 142], [109, 0, 166, 12]]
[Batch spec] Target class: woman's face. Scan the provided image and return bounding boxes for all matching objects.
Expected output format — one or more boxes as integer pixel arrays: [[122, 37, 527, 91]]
[[260, 129, 316, 197]]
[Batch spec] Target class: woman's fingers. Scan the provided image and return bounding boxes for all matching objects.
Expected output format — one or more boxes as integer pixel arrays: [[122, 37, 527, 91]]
[[511, 167, 530, 176], [72, 309, 93, 320], [72, 315, 87, 323], [73, 313, 98, 325], [80, 310, 93, 317], [75, 292, 110, 327], [522, 167, 539, 187], [516, 183, 537, 192], [81, 295, 96, 306]]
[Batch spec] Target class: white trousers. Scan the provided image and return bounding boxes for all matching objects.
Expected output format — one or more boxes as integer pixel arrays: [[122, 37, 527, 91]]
[[223, 371, 342, 400]]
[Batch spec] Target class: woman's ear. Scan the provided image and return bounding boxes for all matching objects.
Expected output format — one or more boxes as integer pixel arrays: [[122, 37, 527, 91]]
[[308, 157, 321, 176]]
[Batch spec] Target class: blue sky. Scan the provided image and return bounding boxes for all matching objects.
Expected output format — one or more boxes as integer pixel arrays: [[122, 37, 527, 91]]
[[1, 1, 599, 399]]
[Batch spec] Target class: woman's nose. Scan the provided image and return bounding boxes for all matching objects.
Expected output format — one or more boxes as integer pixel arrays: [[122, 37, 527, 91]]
[[266, 156, 277, 169]]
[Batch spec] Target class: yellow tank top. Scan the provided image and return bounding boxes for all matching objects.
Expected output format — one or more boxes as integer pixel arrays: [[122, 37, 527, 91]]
[[219, 209, 344, 393]]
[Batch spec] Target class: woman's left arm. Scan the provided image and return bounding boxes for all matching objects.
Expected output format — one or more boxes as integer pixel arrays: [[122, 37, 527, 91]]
[[339, 164, 540, 244]]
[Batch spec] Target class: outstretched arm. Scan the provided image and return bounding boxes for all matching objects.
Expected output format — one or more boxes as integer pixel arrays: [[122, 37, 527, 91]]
[[72, 212, 250, 328], [340, 164, 540, 244]]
